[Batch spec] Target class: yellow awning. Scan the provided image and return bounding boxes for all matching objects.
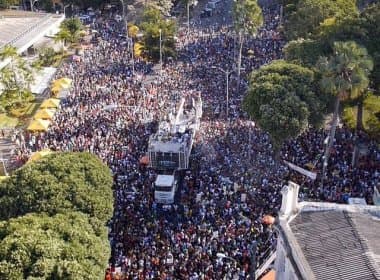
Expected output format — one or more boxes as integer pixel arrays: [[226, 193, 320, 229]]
[[52, 78, 72, 89], [28, 149, 53, 162], [40, 98, 60, 109], [34, 108, 56, 120], [51, 85, 62, 93], [27, 119, 51, 132]]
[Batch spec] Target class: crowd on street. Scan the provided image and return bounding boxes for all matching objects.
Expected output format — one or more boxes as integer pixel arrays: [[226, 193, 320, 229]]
[[282, 127, 380, 204], [8, 1, 379, 279]]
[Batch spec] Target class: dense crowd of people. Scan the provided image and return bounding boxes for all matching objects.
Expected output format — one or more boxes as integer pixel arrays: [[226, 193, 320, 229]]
[[9, 1, 379, 279], [282, 126, 380, 204]]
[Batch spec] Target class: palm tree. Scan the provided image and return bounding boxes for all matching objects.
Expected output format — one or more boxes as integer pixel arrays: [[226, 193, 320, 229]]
[[54, 29, 71, 54], [0, 46, 20, 92], [0, 45, 18, 60], [61, 18, 84, 44], [233, 0, 263, 88], [318, 41, 373, 185]]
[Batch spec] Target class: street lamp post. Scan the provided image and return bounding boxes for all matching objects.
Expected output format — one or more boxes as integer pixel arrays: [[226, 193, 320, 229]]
[[212, 66, 245, 118], [120, 0, 129, 40], [63, 4, 70, 17], [130, 37, 135, 75], [159, 28, 163, 75], [187, 1, 190, 34]]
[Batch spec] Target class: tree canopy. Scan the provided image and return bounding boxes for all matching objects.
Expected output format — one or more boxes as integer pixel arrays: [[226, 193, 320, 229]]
[[317, 41, 373, 101], [61, 0, 105, 10], [0, 0, 18, 9], [233, 0, 263, 35], [317, 41, 373, 177], [285, 3, 380, 91], [0, 46, 36, 111], [0, 212, 109, 280], [0, 152, 113, 223], [283, 0, 358, 40], [233, 0, 263, 80], [55, 18, 84, 45], [147, 0, 174, 17], [244, 60, 323, 151], [140, 7, 176, 61]]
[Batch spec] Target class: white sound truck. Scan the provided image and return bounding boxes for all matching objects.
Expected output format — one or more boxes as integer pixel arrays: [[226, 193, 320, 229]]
[[147, 95, 202, 204]]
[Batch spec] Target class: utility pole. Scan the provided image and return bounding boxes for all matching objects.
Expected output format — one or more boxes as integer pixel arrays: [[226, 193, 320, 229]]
[[159, 28, 163, 75], [187, 1, 190, 34], [120, 0, 129, 40], [131, 37, 135, 75], [226, 69, 229, 117], [212, 66, 244, 118], [63, 4, 70, 17]]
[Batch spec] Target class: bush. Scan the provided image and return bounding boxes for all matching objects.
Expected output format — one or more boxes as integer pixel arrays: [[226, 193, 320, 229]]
[[38, 47, 58, 67], [0, 212, 109, 280], [0, 152, 113, 224]]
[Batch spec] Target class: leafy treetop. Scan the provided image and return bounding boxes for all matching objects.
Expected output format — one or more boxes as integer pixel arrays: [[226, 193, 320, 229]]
[[0, 211, 109, 280], [244, 60, 323, 152], [0, 152, 113, 224]]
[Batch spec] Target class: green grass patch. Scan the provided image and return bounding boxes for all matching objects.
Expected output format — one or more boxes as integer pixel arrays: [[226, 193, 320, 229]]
[[0, 114, 19, 129], [343, 95, 380, 139]]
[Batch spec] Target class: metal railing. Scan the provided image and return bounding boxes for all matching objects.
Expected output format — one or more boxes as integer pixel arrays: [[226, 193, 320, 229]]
[[255, 250, 276, 278]]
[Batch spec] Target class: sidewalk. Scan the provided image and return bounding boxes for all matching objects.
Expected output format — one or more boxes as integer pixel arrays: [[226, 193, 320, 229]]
[[0, 136, 16, 176]]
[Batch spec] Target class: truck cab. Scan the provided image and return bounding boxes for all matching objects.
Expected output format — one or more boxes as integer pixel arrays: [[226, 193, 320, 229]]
[[153, 174, 177, 204]]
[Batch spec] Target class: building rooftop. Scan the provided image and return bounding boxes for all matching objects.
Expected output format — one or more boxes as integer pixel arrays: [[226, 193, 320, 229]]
[[288, 203, 380, 280], [0, 10, 64, 68]]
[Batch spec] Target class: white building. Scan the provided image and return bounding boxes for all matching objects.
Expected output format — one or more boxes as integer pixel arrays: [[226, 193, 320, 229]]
[[275, 181, 380, 280], [0, 10, 64, 69]]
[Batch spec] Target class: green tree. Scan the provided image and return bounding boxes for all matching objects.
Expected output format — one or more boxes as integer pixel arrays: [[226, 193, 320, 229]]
[[233, 0, 263, 82], [284, 38, 327, 68], [39, 0, 54, 12], [0, 152, 113, 224], [359, 3, 380, 90], [54, 28, 71, 55], [284, 0, 358, 40], [147, 0, 174, 16], [318, 41, 373, 176], [0, 211, 109, 280], [56, 18, 84, 45], [0, 0, 18, 9], [0, 46, 36, 109], [62, 0, 105, 10], [38, 47, 58, 67], [285, 3, 380, 91], [140, 7, 176, 61], [244, 60, 322, 154]]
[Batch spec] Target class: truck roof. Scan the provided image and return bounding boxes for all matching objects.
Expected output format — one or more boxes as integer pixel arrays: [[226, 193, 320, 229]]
[[155, 175, 175, 186]]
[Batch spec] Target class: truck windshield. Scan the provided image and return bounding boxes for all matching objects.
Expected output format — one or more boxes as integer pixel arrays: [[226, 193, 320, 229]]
[[155, 185, 173, 192]]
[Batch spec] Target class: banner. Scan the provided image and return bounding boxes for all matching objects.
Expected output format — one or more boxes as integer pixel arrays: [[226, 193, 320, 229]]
[[284, 160, 317, 180]]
